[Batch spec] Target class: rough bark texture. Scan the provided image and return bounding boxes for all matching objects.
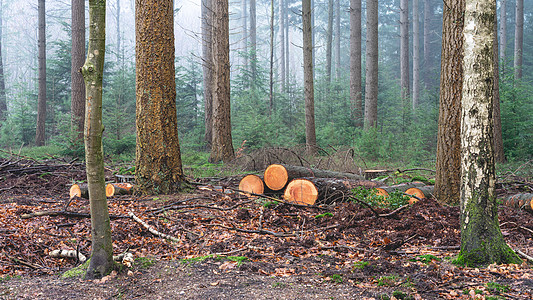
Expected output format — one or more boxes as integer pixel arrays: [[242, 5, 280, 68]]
[[412, 0, 420, 110], [326, 0, 334, 83], [458, 0, 520, 267], [82, 0, 114, 279], [279, 0, 285, 91], [400, 0, 410, 111], [364, 0, 378, 129], [209, 0, 235, 163], [202, 0, 213, 149], [0, 0, 7, 123], [135, 0, 185, 193], [71, 0, 85, 141], [498, 0, 506, 73], [435, 0, 464, 204], [335, 0, 341, 79], [492, 13, 505, 163], [302, 0, 317, 153], [36, 0, 47, 146], [242, 0, 248, 71], [250, 0, 257, 83], [349, 0, 362, 127], [269, 0, 274, 114], [423, 0, 430, 89], [513, 0, 523, 80]]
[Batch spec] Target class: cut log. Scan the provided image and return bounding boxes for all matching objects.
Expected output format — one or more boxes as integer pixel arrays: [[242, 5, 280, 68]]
[[502, 193, 533, 213], [263, 164, 365, 191], [106, 182, 134, 197], [364, 169, 390, 180], [374, 182, 426, 199], [404, 186, 435, 204], [69, 183, 89, 199], [283, 177, 382, 206], [238, 174, 276, 198]]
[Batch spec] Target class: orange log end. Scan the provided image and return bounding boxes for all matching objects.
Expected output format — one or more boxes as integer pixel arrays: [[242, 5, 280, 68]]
[[405, 187, 424, 205], [264, 164, 289, 191], [238, 174, 265, 197], [106, 183, 115, 197], [283, 179, 318, 205], [69, 184, 81, 199]]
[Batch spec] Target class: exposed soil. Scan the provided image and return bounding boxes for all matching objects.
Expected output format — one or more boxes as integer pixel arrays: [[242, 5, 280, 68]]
[[1, 157, 532, 299]]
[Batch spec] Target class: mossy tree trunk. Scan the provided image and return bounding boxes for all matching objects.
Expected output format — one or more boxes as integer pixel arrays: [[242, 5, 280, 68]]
[[81, 0, 114, 279], [135, 0, 185, 193], [457, 0, 520, 267]]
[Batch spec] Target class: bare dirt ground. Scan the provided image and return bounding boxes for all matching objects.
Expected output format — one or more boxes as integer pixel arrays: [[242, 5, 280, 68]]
[[1, 157, 532, 299]]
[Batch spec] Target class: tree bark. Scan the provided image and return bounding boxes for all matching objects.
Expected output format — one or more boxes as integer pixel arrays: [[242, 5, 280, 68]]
[[435, 0, 464, 204], [82, 0, 114, 279], [458, 0, 520, 266], [498, 0, 506, 74], [279, 0, 285, 91], [513, 0, 523, 81], [423, 0, 430, 89], [269, 0, 274, 115], [0, 0, 7, 124], [492, 13, 505, 163], [335, 0, 341, 79], [36, 0, 47, 146], [400, 0, 410, 114], [412, 0, 420, 110], [302, 0, 317, 153], [502, 193, 533, 213], [364, 0, 378, 129], [350, 0, 362, 127], [242, 0, 248, 71], [71, 0, 85, 142], [326, 0, 334, 84], [202, 0, 213, 149], [209, 0, 235, 163], [135, 0, 186, 193], [250, 0, 257, 84]]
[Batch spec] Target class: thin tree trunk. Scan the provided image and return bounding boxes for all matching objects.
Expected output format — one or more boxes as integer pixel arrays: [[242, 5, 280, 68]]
[[202, 0, 213, 149], [36, 0, 46, 146], [493, 12, 505, 163], [335, 0, 341, 79], [0, 0, 7, 124], [412, 0, 420, 110], [459, 0, 520, 266], [513, 0, 523, 80], [423, 0, 430, 90], [364, 0, 378, 129], [350, 0, 362, 127], [250, 0, 257, 84], [311, 0, 315, 80], [71, 0, 85, 141], [499, 0, 506, 74], [135, 0, 186, 193], [269, 0, 274, 114], [82, 0, 113, 279], [285, 0, 290, 82], [435, 0, 464, 204], [279, 0, 285, 91], [242, 0, 248, 71], [302, 0, 317, 153], [210, 0, 235, 163], [326, 0, 334, 84], [400, 0, 410, 112]]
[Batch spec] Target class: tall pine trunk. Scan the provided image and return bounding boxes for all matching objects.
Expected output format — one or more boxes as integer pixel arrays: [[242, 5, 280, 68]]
[[82, 0, 113, 279], [458, 0, 520, 266], [349, 0, 362, 127], [0, 0, 7, 124], [242, 0, 248, 71], [269, 0, 274, 114], [400, 0, 410, 114], [326, 0, 334, 84], [279, 0, 285, 91], [499, 0, 506, 74], [302, 0, 317, 153], [250, 0, 257, 84], [412, 0, 420, 110], [513, 0, 523, 81], [364, 0, 378, 129], [335, 0, 341, 79], [135, 0, 185, 193], [435, 0, 464, 204], [36, 0, 46, 146], [202, 0, 213, 149], [71, 0, 85, 142]]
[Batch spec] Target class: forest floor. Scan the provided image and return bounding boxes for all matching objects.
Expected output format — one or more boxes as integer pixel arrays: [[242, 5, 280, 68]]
[[0, 155, 532, 299]]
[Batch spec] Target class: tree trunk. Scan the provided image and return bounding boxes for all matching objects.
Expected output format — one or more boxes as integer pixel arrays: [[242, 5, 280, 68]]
[[400, 0, 410, 114], [302, 0, 317, 153], [279, 0, 285, 91], [350, 0, 362, 127], [250, 0, 257, 84], [364, 0, 378, 129], [435, 0, 464, 204], [513, 0, 523, 81], [209, 0, 235, 163], [71, 0, 85, 142], [423, 0, 430, 90], [412, 0, 420, 110], [492, 13, 505, 163], [135, 0, 186, 194], [458, 0, 520, 266], [36, 0, 47, 146], [202, 0, 213, 149], [326, 0, 334, 84], [264, 163, 365, 191], [269, 0, 274, 115], [82, 0, 113, 279], [284, 0, 289, 84], [242, 0, 248, 71], [0, 0, 7, 124], [335, 0, 341, 80], [498, 0, 506, 74]]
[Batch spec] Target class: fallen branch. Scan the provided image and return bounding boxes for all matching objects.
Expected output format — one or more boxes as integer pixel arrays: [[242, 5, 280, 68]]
[[49, 249, 87, 263], [148, 199, 255, 214], [128, 212, 180, 243], [4, 253, 46, 270], [515, 249, 533, 263]]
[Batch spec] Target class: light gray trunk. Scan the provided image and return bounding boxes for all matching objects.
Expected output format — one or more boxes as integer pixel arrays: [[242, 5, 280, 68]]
[[250, 0, 257, 83], [326, 0, 334, 83], [71, 0, 85, 141], [400, 0, 410, 111], [498, 0, 506, 73], [513, 0, 523, 80], [350, 0, 362, 127], [412, 0, 420, 110], [335, 0, 341, 79], [303, 0, 317, 153], [364, 0, 378, 129], [36, 0, 46, 146], [0, 0, 7, 123], [279, 0, 285, 91], [423, 0, 430, 89], [202, 0, 213, 149]]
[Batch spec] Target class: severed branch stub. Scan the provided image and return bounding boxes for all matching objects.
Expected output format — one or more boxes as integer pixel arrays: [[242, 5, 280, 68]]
[[128, 211, 180, 243]]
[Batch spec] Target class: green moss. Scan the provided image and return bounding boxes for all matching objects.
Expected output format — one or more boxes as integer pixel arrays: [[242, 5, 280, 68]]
[[61, 259, 91, 279], [134, 257, 157, 269]]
